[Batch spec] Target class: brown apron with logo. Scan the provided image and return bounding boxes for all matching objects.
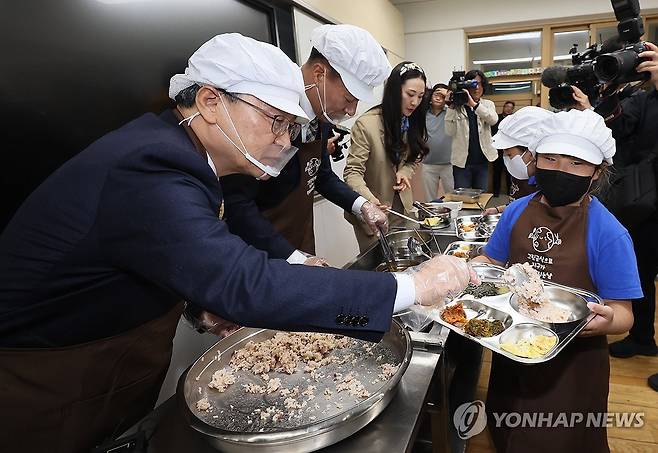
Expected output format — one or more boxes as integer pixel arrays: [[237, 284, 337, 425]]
[[262, 140, 323, 255], [0, 302, 184, 453], [509, 177, 536, 201], [487, 194, 610, 453]]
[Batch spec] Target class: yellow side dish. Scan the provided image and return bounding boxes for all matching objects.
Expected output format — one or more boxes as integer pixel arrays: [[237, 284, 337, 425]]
[[423, 217, 440, 227], [500, 335, 558, 359]]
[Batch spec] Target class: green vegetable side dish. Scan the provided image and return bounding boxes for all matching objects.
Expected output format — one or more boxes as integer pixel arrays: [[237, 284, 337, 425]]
[[463, 282, 509, 298], [463, 319, 506, 337]]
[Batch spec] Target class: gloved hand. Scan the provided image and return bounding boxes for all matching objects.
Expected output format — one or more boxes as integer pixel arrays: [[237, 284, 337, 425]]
[[360, 201, 389, 236], [405, 255, 479, 306]]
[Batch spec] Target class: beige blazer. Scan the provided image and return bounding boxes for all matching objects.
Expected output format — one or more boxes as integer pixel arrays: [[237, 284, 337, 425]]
[[444, 98, 498, 168], [343, 107, 418, 230]]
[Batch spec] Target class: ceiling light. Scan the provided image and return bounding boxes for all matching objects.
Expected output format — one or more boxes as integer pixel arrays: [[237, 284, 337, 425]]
[[469, 32, 541, 44]]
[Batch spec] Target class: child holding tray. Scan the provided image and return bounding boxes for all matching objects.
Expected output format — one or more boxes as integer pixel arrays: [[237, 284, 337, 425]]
[[473, 108, 642, 453]]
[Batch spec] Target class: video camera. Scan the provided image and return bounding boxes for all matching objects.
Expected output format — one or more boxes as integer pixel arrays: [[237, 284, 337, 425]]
[[448, 71, 479, 107], [541, 0, 650, 110]]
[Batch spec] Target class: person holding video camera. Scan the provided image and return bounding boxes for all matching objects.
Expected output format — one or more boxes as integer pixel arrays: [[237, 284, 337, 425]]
[[445, 70, 498, 191], [570, 42, 658, 369]]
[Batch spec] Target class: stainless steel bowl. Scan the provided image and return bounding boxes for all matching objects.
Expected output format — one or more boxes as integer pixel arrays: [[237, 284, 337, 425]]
[[375, 258, 422, 272], [416, 206, 451, 224], [178, 321, 412, 453], [383, 230, 438, 258]]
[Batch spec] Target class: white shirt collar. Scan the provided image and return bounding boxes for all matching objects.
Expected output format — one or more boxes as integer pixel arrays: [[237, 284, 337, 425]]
[[206, 153, 218, 179]]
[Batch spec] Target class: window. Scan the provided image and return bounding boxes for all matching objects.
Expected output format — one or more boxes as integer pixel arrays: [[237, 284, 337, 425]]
[[469, 31, 542, 77], [647, 20, 658, 44], [552, 30, 590, 66]]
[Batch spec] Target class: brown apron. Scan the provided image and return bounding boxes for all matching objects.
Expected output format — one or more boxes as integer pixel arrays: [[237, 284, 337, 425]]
[[509, 176, 536, 201], [487, 194, 610, 453], [262, 140, 323, 255], [0, 302, 184, 453]]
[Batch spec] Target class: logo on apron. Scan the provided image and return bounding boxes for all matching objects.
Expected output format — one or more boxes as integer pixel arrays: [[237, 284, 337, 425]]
[[305, 158, 321, 177], [528, 226, 562, 253], [510, 181, 519, 197]]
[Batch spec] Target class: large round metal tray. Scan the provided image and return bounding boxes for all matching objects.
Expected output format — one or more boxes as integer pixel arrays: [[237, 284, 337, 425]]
[[178, 320, 412, 452]]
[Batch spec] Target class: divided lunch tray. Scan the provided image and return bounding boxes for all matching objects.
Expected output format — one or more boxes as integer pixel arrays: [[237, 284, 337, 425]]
[[455, 214, 501, 240], [433, 263, 603, 364], [443, 241, 487, 260]]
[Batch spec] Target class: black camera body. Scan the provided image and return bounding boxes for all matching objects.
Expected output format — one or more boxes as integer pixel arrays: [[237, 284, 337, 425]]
[[448, 71, 478, 107], [544, 0, 649, 110], [548, 47, 602, 110]]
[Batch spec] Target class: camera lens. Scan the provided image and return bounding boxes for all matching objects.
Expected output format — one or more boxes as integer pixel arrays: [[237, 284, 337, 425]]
[[594, 50, 638, 83]]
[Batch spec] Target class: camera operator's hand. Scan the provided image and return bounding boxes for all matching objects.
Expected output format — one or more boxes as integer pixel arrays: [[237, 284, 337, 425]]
[[464, 89, 478, 109], [637, 41, 658, 90], [571, 85, 593, 110]]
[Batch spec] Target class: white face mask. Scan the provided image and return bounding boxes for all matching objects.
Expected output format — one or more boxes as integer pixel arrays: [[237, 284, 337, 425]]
[[304, 69, 353, 125], [216, 95, 298, 179], [503, 151, 532, 180]]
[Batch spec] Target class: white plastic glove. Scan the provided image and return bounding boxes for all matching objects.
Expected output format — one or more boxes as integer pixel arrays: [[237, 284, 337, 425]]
[[360, 201, 389, 236], [405, 255, 480, 306]]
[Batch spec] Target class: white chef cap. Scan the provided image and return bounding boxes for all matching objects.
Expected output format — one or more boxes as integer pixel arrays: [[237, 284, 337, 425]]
[[530, 109, 616, 165], [169, 33, 309, 124], [492, 106, 554, 155], [311, 24, 392, 103]]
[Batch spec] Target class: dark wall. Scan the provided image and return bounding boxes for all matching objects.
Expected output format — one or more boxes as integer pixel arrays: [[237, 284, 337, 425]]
[[1, 0, 295, 229]]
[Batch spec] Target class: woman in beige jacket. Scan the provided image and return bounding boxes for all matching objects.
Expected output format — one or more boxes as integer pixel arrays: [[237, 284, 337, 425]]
[[344, 62, 429, 251]]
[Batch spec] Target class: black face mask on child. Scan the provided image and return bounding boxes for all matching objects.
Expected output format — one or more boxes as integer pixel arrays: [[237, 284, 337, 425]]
[[535, 167, 593, 207]]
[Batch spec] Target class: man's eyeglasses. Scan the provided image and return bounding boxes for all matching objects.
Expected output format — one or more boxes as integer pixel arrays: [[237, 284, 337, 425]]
[[224, 91, 301, 141]]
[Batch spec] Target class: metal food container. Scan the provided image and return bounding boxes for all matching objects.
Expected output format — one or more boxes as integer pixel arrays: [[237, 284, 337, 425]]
[[447, 188, 483, 203], [178, 321, 412, 452], [415, 205, 451, 226], [383, 230, 440, 259], [375, 258, 422, 272], [430, 264, 602, 364]]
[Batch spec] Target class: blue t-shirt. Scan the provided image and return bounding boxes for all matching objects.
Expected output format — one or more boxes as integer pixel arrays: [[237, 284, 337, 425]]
[[484, 193, 642, 301]]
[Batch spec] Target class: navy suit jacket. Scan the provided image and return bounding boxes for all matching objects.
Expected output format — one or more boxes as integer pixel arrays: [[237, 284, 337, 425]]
[[220, 122, 360, 259], [0, 110, 395, 347]]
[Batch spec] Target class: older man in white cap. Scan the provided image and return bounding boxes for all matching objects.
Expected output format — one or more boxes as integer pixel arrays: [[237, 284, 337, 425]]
[[0, 33, 475, 453], [221, 24, 392, 262]]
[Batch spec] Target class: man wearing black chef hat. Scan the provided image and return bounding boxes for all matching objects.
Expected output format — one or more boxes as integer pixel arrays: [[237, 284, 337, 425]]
[[0, 33, 476, 453]]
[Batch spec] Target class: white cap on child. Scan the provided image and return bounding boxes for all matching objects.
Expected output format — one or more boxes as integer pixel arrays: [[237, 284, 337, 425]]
[[530, 109, 616, 165], [492, 106, 554, 154]]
